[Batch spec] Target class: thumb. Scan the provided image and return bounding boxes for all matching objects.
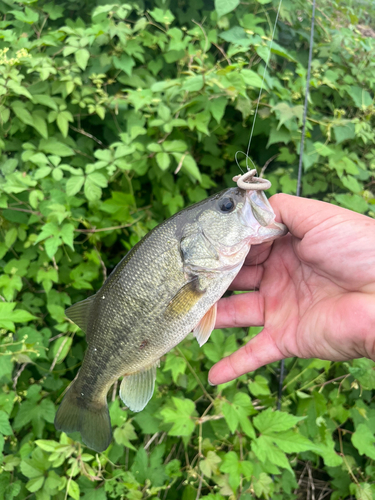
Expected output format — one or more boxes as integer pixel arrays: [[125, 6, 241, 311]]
[[208, 329, 285, 385]]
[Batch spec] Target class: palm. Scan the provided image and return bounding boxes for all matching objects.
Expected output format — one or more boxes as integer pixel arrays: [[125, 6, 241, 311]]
[[209, 194, 375, 385]]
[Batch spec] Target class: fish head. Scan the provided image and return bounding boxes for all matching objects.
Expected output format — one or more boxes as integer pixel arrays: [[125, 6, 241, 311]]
[[196, 187, 287, 259]]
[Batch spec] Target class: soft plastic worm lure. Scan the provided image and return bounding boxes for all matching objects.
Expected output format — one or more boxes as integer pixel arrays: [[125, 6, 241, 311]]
[[233, 169, 272, 191]]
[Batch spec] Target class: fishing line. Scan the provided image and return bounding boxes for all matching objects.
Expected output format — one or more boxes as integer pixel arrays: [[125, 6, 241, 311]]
[[277, 0, 317, 411], [235, 0, 283, 173]]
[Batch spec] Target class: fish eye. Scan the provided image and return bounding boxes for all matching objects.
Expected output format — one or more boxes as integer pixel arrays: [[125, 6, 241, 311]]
[[218, 197, 235, 213]]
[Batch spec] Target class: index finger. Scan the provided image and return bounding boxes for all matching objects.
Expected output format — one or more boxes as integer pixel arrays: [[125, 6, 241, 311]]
[[269, 193, 367, 240]]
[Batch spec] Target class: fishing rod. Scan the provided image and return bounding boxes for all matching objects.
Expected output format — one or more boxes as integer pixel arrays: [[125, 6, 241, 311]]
[[233, 0, 317, 410]]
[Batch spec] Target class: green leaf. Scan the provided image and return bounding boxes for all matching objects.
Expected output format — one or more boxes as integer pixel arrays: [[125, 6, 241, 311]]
[[173, 153, 202, 182], [0, 411, 12, 435], [222, 402, 238, 433], [254, 408, 304, 434], [210, 97, 227, 123], [26, 476, 44, 493], [32, 95, 58, 111], [39, 138, 74, 157], [11, 102, 34, 126], [219, 27, 250, 45], [88, 172, 108, 188], [253, 435, 292, 471], [84, 177, 102, 201], [60, 224, 75, 251], [163, 140, 187, 152], [149, 8, 175, 25], [249, 375, 271, 396], [333, 122, 356, 143], [352, 424, 375, 460], [219, 451, 241, 492], [156, 152, 170, 170], [273, 103, 303, 129], [50, 337, 72, 365], [161, 398, 196, 436], [68, 479, 80, 500], [66, 175, 85, 197], [182, 76, 204, 92], [200, 451, 221, 478], [113, 55, 135, 76], [75, 49, 90, 70], [350, 86, 373, 109], [35, 440, 60, 453], [10, 7, 38, 24], [215, 0, 240, 18], [271, 430, 316, 453], [335, 194, 368, 214], [164, 353, 186, 383], [5, 228, 17, 248], [113, 421, 137, 450], [0, 303, 36, 332], [32, 115, 48, 139]]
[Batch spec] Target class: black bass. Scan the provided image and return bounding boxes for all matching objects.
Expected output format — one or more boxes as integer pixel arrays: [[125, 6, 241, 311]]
[[54, 187, 286, 452]]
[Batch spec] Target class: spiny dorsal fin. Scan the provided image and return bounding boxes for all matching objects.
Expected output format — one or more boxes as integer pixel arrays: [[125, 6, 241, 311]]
[[65, 295, 96, 332], [120, 361, 158, 412]]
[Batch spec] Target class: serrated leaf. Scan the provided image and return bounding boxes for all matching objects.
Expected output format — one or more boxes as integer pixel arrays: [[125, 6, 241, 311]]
[[160, 398, 196, 437], [200, 451, 221, 478], [84, 177, 102, 201], [164, 353, 186, 383], [254, 408, 304, 434]]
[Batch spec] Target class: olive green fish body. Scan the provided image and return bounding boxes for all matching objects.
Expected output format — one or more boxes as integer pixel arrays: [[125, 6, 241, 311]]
[[54, 187, 287, 451]]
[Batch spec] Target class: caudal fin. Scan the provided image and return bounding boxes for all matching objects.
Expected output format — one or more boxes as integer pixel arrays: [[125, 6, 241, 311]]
[[54, 381, 112, 452]]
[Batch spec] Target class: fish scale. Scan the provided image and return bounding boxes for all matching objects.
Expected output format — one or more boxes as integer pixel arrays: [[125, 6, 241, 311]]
[[54, 187, 287, 452]]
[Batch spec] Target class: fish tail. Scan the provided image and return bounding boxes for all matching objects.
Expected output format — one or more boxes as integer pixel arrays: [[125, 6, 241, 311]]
[[54, 380, 112, 452]]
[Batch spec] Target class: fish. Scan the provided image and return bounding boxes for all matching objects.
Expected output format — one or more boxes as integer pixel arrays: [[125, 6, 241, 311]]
[[54, 186, 287, 452]]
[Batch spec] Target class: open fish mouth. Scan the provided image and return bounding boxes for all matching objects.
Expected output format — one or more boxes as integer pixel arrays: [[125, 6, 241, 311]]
[[241, 190, 288, 242]]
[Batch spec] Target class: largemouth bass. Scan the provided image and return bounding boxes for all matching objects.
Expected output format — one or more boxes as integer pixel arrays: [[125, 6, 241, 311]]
[[54, 186, 286, 452]]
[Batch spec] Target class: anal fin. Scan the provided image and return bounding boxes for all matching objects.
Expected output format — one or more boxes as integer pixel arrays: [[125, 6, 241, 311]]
[[119, 362, 158, 412], [193, 302, 217, 347]]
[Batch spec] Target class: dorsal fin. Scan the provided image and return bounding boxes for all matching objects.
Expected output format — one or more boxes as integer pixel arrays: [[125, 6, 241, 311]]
[[65, 295, 96, 332]]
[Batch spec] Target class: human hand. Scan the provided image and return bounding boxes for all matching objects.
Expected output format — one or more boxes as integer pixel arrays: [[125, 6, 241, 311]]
[[208, 194, 375, 385]]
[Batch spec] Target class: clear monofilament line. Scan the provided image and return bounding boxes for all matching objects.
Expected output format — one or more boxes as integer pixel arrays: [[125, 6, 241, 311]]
[[235, 0, 283, 173], [245, 0, 283, 166]]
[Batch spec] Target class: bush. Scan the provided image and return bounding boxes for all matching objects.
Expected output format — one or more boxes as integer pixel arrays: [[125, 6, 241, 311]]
[[0, 0, 375, 499]]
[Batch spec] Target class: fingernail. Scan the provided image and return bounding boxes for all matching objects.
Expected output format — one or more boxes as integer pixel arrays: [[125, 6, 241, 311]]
[[208, 378, 216, 387]]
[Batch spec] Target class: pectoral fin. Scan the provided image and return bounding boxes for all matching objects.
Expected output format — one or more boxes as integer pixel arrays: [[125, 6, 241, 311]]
[[193, 303, 217, 347], [119, 362, 158, 412], [165, 277, 205, 318]]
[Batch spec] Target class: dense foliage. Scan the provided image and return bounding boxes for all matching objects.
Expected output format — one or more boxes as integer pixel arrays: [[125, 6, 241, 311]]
[[1, 0, 375, 498]]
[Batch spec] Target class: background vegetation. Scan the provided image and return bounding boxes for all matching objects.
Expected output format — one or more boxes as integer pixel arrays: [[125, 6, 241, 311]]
[[1, 0, 375, 498]]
